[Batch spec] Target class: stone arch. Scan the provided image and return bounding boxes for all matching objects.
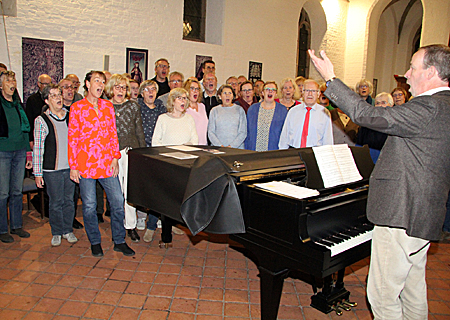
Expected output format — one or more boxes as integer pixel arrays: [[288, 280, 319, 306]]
[[371, 0, 423, 93]]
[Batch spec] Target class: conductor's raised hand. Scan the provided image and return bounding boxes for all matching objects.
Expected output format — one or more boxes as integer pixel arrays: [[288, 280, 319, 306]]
[[308, 49, 336, 81]]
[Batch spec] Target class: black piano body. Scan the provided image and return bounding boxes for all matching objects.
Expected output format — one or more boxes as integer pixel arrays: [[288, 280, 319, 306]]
[[127, 146, 374, 319]]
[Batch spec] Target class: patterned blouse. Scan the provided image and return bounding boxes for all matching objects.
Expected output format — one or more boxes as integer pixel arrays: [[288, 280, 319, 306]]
[[68, 98, 121, 179], [255, 107, 275, 151]]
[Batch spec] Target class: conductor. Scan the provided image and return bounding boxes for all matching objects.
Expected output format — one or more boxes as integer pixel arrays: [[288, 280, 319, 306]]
[[309, 45, 450, 319]]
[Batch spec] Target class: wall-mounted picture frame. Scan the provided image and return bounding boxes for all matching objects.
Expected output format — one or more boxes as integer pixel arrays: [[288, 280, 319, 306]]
[[126, 48, 148, 84], [249, 61, 262, 83], [22, 37, 64, 104]]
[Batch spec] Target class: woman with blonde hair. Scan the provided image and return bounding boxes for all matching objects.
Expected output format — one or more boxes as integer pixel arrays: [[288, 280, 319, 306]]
[[104, 73, 146, 242], [276, 78, 301, 111], [152, 88, 198, 248], [183, 78, 208, 145]]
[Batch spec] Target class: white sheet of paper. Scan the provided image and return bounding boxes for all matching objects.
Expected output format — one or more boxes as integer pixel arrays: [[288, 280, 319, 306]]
[[160, 152, 199, 160], [254, 181, 319, 199], [167, 145, 202, 152], [312, 144, 362, 188]]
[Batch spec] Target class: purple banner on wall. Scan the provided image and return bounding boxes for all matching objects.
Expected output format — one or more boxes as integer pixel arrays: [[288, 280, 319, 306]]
[[22, 37, 64, 104]]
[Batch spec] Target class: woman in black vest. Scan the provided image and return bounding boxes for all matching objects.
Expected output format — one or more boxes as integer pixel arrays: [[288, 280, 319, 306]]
[[33, 84, 77, 247]]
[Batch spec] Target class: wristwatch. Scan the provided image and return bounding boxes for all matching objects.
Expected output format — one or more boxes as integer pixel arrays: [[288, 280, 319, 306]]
[[326, 77, 336, 87]]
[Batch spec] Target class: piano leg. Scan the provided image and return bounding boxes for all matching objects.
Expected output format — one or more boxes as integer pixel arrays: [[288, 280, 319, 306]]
[[160, 215, 173, 248], [258, 266, 289, 320]]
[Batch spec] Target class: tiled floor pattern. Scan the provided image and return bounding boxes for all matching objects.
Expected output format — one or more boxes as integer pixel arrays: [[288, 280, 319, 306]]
[[0, 201, 449, 319]]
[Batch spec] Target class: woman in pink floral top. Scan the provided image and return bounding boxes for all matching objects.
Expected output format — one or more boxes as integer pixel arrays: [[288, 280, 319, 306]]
[[68, 71, 134, 258]]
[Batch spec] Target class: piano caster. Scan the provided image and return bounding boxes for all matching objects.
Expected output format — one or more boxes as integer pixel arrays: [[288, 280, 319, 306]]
[[159, 240, 173, 249]]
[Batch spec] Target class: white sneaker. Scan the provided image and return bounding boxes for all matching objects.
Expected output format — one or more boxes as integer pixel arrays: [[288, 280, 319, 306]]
[[136, 218, 146, 231], [172, 226, 184, 235], [63, 232, 78, 244], [51, 235, 61, 246], [143, 229, 155, 242], [157, 219, 162, 228]]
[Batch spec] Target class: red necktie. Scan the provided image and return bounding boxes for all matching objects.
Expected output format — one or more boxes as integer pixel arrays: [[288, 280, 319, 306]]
[[300, 107, 312, 148]]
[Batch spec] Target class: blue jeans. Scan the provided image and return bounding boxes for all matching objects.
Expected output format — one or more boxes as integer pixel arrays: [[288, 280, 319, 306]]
[[79, 176, 126, 245], [147, 212, 159, 230], [0, 149, 26, 234], [43, 169, 75, 236]]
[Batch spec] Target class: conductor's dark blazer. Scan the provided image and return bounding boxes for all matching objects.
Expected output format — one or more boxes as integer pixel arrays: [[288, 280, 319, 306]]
[[330, 108, 360, 145], [326, 79, 450, 241]]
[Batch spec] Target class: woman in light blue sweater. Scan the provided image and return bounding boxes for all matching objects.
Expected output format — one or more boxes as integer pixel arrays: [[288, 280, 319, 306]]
[[207, 84, 247, 148]]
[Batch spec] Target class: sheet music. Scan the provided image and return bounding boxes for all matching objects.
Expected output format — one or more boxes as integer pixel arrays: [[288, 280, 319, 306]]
[[254, 181, 319, 199], [160, 152, 199, 160], [312, 144, 362, 188], [167, 145, 203, 152]]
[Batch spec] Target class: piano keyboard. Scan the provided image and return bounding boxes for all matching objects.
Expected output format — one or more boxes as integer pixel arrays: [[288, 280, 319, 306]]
[[315, 226, 373, 257]]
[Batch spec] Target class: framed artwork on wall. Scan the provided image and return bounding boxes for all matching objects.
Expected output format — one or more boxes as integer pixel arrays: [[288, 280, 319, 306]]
[[249, 61, 262, 83], [22, 37, 64, 104], [126, 48, 148, 84]]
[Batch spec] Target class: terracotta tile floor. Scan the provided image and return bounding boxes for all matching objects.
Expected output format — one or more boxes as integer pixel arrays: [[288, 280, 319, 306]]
[[1, 200, 449, 319]]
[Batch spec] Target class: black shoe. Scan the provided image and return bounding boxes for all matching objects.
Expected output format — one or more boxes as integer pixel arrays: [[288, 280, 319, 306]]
[[0, 233, 14, 243], [104, 210, 111, 217], [91, 244, 104, 257], [97, 214, 104, 223], [10, 228, 30, 238], [127, 229, 140, 242], [73, 219, 84, 229], [113, 243, 135, 256]]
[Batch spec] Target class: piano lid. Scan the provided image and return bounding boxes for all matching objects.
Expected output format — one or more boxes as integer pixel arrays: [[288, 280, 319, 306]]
[[218, 148, 304, 173]]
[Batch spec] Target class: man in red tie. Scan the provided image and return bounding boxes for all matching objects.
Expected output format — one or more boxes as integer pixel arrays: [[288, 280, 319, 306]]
[[278, 79, 333, 148]]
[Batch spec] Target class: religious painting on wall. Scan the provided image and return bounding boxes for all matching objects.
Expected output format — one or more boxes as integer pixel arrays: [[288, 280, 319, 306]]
[[22, 37, 64, 104], [249, 61, 262, 83], [126, 48, 148, 84], [195, 55, 212, 81]]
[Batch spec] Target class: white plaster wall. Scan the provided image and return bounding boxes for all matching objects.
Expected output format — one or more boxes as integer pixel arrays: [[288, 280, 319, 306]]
[[1, 0, 307, 96]]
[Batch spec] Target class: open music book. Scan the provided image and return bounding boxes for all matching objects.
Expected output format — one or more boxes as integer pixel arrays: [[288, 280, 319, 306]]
[[312, 144, 363, 188]]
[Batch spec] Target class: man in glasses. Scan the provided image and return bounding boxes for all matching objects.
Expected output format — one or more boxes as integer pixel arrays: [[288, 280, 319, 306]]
[[65, 74, 83, 103], [151, 58, 170, 98], [26, 74, 52, 149], [158, 71, 184, 107], [279, 79, 333, 149]]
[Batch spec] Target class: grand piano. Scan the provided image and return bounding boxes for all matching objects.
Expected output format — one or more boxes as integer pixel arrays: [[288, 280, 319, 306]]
[[127, 146, 374, 319]]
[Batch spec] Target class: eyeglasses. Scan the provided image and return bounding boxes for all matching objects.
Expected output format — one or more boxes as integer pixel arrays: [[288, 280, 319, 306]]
[[39, 81, 51, 86], [157, 64, 170, 69], [61, 85, 74, 90], [242, 89, 253, 93], [190, 87, 200, 92], [264, 88, 277, 93], [144, 87, 156, 93], [360, 85, 369, 89], [392, 93, 404, 98], [228, 82, 238, 86], [114, 85, 127, 91], [176, 96, 188, 102], [49, 93, 62, 99], [72, 81, 80, 85], [205, 66, 215, 71], [303, 89, 319, 94], [170, 80, 182, 84]]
